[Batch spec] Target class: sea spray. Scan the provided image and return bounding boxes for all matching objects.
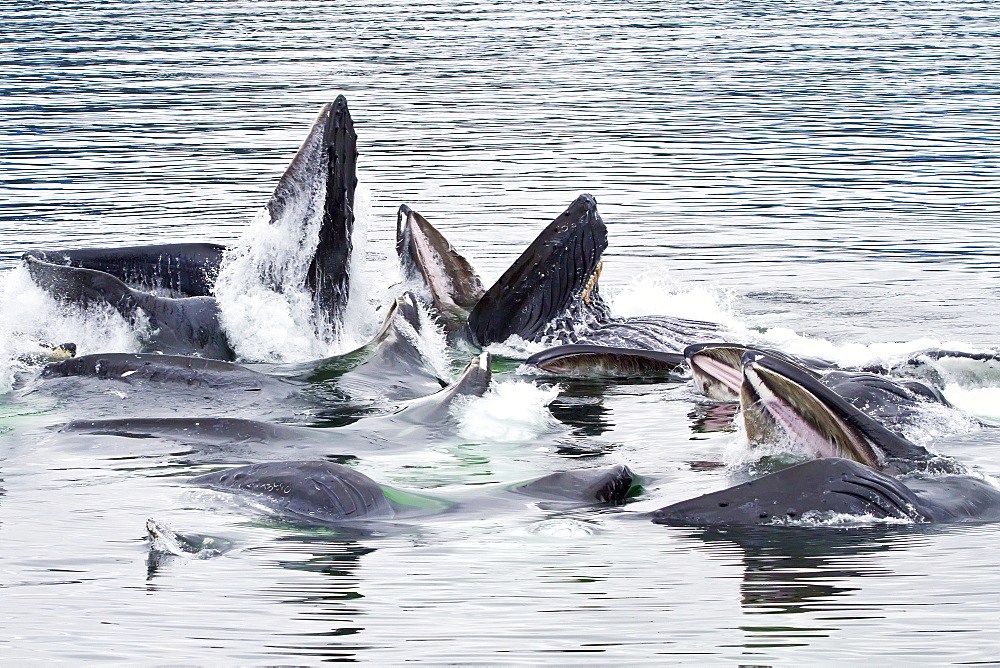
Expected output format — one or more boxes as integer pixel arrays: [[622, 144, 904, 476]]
[[453, 380, 563, 443], [942, 385, 1000, 424], [214, 151, 380, 362], [607, 269, 740, 328], [0, 266, 143, 393], [213, 156, 330, 362]]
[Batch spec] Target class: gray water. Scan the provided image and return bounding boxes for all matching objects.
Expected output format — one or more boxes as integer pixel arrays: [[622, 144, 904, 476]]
[[3, 0, 1000, 663]]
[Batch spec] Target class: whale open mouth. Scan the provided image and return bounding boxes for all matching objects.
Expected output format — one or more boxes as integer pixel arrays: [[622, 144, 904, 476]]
[[685, 343, 841, 403], [740, 351, 886, 469], [396, 204, 485, 332], [684, 343, 749, 400], [526, 344, 685, 377], [465, 193, 609, 348]]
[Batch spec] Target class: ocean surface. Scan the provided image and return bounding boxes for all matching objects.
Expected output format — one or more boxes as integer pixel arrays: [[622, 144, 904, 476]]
[[2, 0, 1000, 662]]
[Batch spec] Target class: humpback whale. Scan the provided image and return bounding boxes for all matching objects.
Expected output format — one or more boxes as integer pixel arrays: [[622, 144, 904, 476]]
[[396, 204, 485, 338], [190, 459, 636, 524], [685, 342, 1000, 402], [648, 343, 1000, 526], [60, 416, 322, 448], [56, 352, 494, 462], [40, 292, 448, 425], [398, 194, 723, 359], [22, 96, 359, 360], [43, 351, 294, 394], [683, 343, 966, 472], [651, 457, 1000, 526], [737, 349, 960, 473]]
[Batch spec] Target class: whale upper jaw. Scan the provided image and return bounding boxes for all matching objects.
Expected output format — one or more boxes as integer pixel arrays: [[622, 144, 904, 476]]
[[464, 193, 611, 348], [738, 351, 938, 471], [263, 96, 358, 340], [684, 343, 751, 401], [684, 342, 840, 402]]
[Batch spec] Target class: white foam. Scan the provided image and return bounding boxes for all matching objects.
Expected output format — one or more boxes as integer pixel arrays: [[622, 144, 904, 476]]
[[453, 380, 563, 443], [897, 398, 984, 445], [146, 518, 225, 559], [0, 266, 143, 393], [942, 385, 1000, 423], [606, 270, 740, 328], [720, 421, 813, 471], [768, 509, 917, 527], [214, 177, 382, 363], [484, 334, 549, 359], [606, 269, 999, 377], [524, 518, 597, 537], [412, 300, 451, 381], [339, 186, 385, 351], [747, 329, 983, 370], [928, 356, 1000, 389]]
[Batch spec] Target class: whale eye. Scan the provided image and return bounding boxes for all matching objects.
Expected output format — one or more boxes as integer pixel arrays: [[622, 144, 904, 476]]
[[718, 502, 728, 508], [759, 513, 768, 519]]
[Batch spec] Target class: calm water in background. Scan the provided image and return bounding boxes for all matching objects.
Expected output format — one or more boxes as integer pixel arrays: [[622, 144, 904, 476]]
[[3, 0, 1000, 662]]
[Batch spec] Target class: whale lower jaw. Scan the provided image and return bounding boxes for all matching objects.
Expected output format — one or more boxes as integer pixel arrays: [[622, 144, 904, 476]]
[[651, 458, 927, 526]]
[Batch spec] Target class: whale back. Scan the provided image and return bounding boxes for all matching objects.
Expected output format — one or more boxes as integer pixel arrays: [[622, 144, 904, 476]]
[[191, 460, 394, 523]]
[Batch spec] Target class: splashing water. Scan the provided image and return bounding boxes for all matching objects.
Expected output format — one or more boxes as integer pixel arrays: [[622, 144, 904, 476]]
[[454, 380, 563, 443], [607, 269, 740, 328], [607, 268, 1000, 385], [943, 385, 1000, 424], [213, 138, 330, 362], [0, 266, 144, 393], [214, 175, 380, 363], [411, 301, 452, 381], [483, 334, 549, 360], [767, 510, 917, 527], [524, 518, 599, 537]]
